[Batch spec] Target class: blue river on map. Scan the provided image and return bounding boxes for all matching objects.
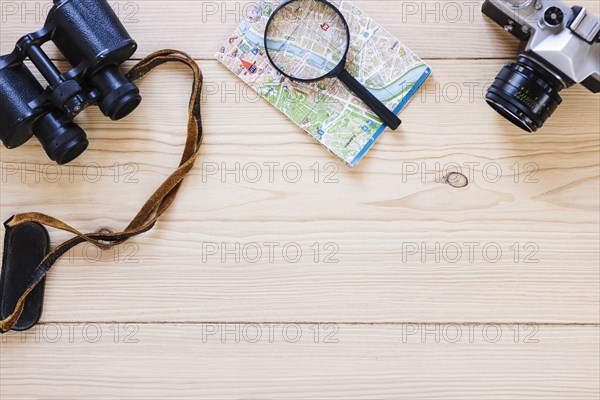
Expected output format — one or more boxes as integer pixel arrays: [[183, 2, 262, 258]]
[[239, 20, 427, 102]]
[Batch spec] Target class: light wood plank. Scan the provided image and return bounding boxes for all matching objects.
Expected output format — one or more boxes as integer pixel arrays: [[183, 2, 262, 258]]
[[1, 0, 599, 60], [1, 2, 599, 398], [0, 59, 598, 324], [1, 324, 599, 399]]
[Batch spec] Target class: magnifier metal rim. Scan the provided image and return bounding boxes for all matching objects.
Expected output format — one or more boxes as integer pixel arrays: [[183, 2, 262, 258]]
[[264, 0, 352, 83]]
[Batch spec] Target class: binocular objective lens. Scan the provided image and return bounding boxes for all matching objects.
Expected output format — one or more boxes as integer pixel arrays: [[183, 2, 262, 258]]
[[90, 66, 142, 121], [33, 112, 89, 165]]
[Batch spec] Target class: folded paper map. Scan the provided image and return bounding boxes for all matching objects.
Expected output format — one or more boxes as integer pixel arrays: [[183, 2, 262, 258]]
[[216, 0, 431, 167]]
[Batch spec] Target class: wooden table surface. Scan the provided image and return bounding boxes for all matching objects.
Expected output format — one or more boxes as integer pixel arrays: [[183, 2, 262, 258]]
[[1, 1, 599, 398]]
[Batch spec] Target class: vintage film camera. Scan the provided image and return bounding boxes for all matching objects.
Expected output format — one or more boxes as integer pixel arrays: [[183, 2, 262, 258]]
[[0, 0, 141, 164], [482, 0, 599, 132]]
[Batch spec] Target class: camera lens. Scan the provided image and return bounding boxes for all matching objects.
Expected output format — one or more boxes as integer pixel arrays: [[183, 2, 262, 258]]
[[90, 66, 142, 121], [486, 56, 565, 132], [33, 112, 89, 164]]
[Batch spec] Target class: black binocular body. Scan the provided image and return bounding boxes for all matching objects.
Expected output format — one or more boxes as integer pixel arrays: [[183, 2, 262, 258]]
[[0, 0, 141, 164]]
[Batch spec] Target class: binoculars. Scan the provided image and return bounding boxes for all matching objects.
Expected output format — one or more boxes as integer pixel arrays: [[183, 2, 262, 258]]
[[0, 0, 141, 164]]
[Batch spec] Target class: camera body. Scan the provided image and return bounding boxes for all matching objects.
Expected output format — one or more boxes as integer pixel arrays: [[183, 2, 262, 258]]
[[482, 0, 600, 132], [0, 0, 141, 164]]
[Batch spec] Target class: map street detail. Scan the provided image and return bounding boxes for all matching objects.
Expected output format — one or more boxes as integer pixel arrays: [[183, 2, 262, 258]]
[[216, 0, 431, 167]]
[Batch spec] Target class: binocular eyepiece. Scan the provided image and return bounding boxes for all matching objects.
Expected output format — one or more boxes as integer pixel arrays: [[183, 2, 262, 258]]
[[0, 0, 141, 164]]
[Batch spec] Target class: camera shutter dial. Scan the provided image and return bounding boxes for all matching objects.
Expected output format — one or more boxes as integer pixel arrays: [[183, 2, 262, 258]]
[[544, 6, 564, 26]]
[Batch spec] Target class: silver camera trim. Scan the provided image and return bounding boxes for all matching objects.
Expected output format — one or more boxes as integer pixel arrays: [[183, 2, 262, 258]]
[[486, 0, 600, 88]]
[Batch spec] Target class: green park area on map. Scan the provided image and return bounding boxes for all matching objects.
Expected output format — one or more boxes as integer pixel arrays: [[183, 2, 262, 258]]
[[216, 0, 431, 167]]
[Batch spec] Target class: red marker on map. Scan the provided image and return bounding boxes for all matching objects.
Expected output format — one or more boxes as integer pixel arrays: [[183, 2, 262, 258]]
[[241, 59, 257, 74]]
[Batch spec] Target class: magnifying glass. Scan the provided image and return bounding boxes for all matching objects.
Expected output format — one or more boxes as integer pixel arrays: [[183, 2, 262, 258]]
[[264, 0, 402, 130]]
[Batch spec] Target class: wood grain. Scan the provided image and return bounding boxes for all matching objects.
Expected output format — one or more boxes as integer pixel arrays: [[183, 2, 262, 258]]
[[1, 324, 599, 399], [1, 0, 599, 60], [0, 0, 599, 398], [0, 60, 598, 324]]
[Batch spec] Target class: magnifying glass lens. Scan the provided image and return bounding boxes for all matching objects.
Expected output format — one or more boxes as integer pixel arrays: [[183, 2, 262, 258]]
[[264, 0, 402, 129], [265, 0, 349, 81]]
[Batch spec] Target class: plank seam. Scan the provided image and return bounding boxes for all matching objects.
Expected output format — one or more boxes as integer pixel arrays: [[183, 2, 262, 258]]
[[40, 57, 514, 62], [35, 321, 600, 326]]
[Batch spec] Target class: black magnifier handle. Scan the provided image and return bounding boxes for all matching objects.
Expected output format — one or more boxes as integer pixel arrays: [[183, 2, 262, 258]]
[[338, 69, 401, 130]]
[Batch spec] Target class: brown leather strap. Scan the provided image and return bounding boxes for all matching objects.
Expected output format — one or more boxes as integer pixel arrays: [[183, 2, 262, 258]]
[[0, 49, 203, 333]]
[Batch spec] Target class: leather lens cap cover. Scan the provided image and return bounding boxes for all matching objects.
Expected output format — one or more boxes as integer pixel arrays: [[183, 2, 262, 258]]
[[0, 222, 50, 331]]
